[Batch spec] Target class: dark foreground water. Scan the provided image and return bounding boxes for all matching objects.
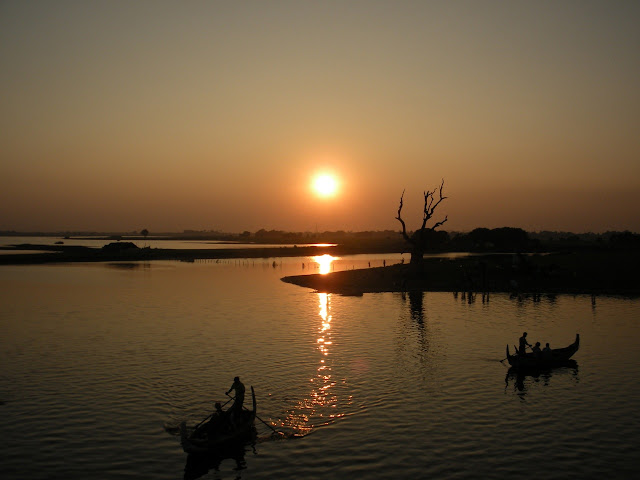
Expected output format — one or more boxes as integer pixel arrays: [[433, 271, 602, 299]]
[[1, 257, 639, 479]]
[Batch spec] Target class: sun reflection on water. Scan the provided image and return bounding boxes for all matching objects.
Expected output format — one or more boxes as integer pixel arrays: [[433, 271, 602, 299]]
[[280, 292, 349, 435], [312, 254, 337, 275]]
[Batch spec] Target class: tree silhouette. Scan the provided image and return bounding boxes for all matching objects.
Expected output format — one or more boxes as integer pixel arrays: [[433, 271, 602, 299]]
[[141, 229, 149, 239], [396, 179, 448, 268]]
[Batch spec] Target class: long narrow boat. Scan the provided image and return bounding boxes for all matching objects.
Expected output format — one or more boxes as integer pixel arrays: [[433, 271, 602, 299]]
[[506, 334, 580, 369], [180, 386, 257, 454]]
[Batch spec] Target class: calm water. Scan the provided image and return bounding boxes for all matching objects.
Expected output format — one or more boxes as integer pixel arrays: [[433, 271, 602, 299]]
[[1, 257, 639, 479]]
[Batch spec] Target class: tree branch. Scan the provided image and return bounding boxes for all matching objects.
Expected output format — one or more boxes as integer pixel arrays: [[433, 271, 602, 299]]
[[430, 215, 448, 231], [420, 179, 447, 230], [395, 189, 414, 245], [397, 179, 448, 250]]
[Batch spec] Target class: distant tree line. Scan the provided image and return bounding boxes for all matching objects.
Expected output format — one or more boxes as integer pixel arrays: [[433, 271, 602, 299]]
[[244, 227, 640, 252], [220, 227, 640, 253], [2, 228, 639, 252]]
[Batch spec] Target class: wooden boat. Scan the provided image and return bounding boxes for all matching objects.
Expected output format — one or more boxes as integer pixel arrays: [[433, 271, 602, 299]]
[[180, 386, 257, 454], [506, 334, 580, 369]]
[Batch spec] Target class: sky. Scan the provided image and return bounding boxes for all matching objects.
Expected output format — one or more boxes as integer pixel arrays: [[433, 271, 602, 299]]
[[1, 0, 639, 234]]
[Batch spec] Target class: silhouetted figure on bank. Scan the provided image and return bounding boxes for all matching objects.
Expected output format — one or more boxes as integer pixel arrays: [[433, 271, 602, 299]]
[[518, 332, 532, 356], [226, 376, 245, 417]]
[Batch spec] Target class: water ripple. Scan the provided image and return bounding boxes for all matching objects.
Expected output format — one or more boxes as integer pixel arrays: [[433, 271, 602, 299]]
[[1, 264, 640, 479]]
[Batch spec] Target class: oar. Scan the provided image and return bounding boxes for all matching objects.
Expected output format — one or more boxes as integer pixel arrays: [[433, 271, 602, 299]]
[[193, 413, 213, 431], [227, 392, 283, 435], [253, 410, 281, 435]]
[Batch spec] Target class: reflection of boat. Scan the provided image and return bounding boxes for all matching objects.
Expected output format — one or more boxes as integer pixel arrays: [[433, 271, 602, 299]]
[[183, 443, 251, 480], [505, 360, 578, 393], [506, 334, 580, 369], [180, 387, 257, 454], [507, 360, 578, 377]]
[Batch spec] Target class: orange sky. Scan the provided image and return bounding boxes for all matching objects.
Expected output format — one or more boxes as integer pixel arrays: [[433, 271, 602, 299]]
[[1, 1, 639, 233]]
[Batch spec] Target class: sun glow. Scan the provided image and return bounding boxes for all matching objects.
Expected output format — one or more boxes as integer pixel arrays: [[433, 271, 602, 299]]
[[312, 174, 339, 197], [313, 254, 337, 275]]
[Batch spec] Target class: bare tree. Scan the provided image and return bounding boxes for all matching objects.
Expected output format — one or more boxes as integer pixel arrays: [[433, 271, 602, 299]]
[[396, 179, 448, 268]]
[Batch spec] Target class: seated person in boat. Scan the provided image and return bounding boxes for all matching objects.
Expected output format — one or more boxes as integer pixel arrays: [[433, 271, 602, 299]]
[[206, 402, 229, 435], [518, 332, 532, 356], [542, 342, 552, 361], [193, 402, 228, 439], [532, 342, 542, 357], [226, 376, 245, 418]]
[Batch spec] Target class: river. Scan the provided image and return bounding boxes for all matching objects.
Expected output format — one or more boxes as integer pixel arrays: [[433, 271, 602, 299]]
[[1, 255, 639, 479]]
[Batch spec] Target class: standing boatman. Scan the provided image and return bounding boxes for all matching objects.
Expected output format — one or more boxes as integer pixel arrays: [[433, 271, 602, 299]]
[[518, 332, 532, 356], [226, 376, 245, 417]]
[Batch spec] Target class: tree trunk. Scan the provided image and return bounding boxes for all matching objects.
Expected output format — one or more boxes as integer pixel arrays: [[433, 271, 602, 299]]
[[409, 248, 423, 266], [396, 180, 448, 274]]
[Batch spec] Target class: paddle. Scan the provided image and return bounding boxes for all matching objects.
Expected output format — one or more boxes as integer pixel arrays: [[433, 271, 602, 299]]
[[254, 411, 281, 435]]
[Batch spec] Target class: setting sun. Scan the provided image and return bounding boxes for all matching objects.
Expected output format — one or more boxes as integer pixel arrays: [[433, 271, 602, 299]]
[[312, 174, 339, 197]]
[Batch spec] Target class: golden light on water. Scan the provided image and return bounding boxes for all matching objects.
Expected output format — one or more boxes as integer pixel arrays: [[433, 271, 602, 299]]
[[317, 292, 332, 356], [313, 254, 337, 274], [311, 293, 338, 418], [280, 292, 348, 435]]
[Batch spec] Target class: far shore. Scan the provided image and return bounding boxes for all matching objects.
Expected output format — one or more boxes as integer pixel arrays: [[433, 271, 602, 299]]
[[2, 243, 639, 296]]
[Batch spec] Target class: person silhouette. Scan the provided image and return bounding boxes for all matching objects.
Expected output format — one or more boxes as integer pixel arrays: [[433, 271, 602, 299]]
[[207, 402, 229, 433], [518, 332, 532, 356], [226, 376, 245, 418], [532, 342, 542, 357]]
